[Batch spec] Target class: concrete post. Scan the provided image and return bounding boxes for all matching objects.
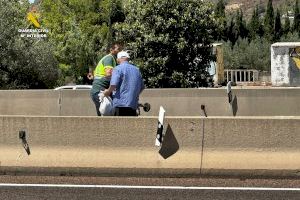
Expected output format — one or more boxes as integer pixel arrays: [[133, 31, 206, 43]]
[[212, 43, 225, 85], [271, 42, 300, 86]]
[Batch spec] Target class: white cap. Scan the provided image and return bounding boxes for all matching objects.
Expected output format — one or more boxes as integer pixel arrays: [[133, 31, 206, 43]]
[[117, 51, 130, 59]]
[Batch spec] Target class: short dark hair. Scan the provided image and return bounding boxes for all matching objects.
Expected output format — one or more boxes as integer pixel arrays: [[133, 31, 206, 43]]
[[110, 42, 123, 51]]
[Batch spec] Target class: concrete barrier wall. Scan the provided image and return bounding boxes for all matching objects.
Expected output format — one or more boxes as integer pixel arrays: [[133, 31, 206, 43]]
[[0, 88, 300, 116], [0, 116, 299, 177], [0, 116, 202, 175], [0, 90, 59, 116], [201, 117, 300, 175], [140, 88, 300, 116], [59, 90, 95, 116]]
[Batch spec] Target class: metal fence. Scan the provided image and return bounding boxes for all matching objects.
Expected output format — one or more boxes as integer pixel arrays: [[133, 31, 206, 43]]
[[224, 69, 259, 83]]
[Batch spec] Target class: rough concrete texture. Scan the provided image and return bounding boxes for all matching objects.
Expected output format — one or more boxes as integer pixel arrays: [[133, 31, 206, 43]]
[[0, 88, 300, 116], [0, 90, 59, 116], [59, 90, 95, 116], [0, 116, 299, 177], [0, 117, 201, 171], [271, 42, 300, 86], [140, 88, 300, 116]]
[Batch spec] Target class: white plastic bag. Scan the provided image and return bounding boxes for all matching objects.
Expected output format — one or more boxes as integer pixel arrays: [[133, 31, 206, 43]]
[[99, 92, 114, 116]]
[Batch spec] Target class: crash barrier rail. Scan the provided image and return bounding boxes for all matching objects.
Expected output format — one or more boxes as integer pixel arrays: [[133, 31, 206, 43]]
[[0, 116, 299, 177], [224, 69, 259, 83], [1, 88, 300, 116]]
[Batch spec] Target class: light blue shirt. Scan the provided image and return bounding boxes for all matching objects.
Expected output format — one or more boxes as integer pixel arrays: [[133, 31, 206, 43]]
[[110, 61, 144, 109]]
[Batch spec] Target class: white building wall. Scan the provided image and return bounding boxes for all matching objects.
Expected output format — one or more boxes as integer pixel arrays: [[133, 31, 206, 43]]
[[271, 42, 300, 86]]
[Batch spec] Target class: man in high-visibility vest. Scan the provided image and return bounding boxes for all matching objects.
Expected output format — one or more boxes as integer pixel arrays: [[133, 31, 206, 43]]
[[90, 43, 122, 116]]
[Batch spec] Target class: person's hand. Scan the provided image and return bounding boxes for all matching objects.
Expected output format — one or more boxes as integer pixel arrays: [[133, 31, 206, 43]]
[[103, 89, 110, 97], [87, 72, 94, 80]]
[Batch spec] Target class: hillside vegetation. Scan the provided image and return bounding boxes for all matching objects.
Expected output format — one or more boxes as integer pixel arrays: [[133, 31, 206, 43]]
[[1, 0, 299, 89], [222, 0, 295, 18]]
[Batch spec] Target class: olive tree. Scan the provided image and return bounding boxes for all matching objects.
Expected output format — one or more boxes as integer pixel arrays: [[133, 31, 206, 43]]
[[114, 0, 217, 87], [0, 0, 59, 89]]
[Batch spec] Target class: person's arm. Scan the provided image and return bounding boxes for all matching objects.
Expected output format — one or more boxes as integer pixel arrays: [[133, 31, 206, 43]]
[[103, 67, 121, 96], [103, 55, 115, 77], [103, 85, 116, 97]]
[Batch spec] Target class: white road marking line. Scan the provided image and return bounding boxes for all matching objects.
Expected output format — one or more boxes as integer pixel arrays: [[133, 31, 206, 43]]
[[0, 184, 299, 191]]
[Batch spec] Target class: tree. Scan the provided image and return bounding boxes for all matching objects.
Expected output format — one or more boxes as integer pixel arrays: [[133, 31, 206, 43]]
[[235, 10, 248, 39], [105, 0, 125, 51], [225, 10, 248, 47], [280, 31, 300, 42], [248, 5, 264, 40], [215, 0, 225, 18], [114, 0, 217, 88], [274, 8, 283, 41], [283, 12, 291, 36], [223, 38, 271, 72], [227, 16, 239, 47], [0, 0, 59, 89], [214, 0, 227, 41], [40, 0, 125, 85], [293, 0, 300, 34], [264, 0, 275, 41]]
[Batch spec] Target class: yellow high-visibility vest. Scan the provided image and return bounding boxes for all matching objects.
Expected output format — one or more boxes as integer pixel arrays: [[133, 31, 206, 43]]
[[94, 54, 116, 77]]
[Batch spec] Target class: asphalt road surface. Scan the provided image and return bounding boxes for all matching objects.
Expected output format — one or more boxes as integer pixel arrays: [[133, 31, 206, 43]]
[[0, 175, 299, 200]]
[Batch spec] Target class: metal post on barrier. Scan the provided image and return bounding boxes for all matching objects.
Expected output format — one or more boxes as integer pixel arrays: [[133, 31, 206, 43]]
[[226, 81, 232, 104], [201, 105, 207, 117], [155, 106, 165, 147], [19, 129, 31, 155], [226, 81, 238, 116]]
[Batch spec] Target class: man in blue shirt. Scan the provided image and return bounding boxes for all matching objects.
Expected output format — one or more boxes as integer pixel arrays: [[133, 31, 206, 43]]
[[103, 51, 144, 116]]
